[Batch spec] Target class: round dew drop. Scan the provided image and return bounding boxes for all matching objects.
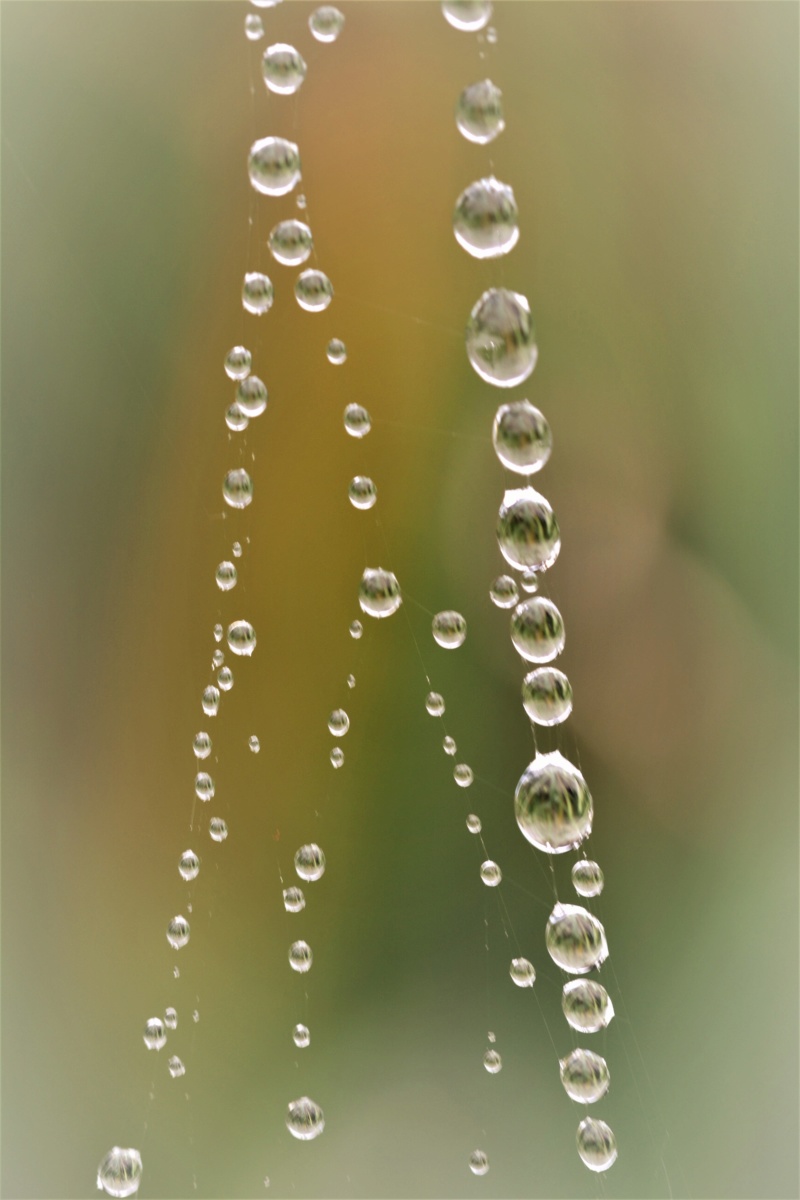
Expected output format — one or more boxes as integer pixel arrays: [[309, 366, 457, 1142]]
[[515, 749, 592, 853], [209, 817, 228, 842], [261, 43, 307, 95], [193, 731, 211, 759], [510, 957, 536, 987], [309, 5, 344, 41], [289, 940, 313, 973], [346, 674, 356, 688], [576, 1117, 617, 1173], [268, 219, 312, 266], [348, 476, 377, 510], [96, 1147, 142, 1199], [425, 691, 445, 716], [236, 376, 267, 417], [213, 624, 223, 643], [249, 735, 261, 753], [217, 665, 234, 691], [202, 685, 220, 717], [294, 843, 326, 881], [497, 487, 560, 572], [224, 345, 251, 380], [546, 903, 608, 975], [225, 403, 248, 433], [242, 271, 273, 315], [349, 619, 363, 639], [521, 568, 539, 593], [559, 1048, 610, 1104], [194, 772, 214, 801], [522, 667, 573, 726], [483, 1048, 502, 1073], [223, 468, 253, 510], [216, 561, 237, 592], [244, 13, 264, 40], [493, 399, 552, 474], [442, 1, 493, 32], [343, 403, 371, 438], [480, 860, 502, 887], [283, 886, 305, 913], [330, 746, 344, 768], [164, 1007, 177, 1030], [232, 541, 243, 558], [466, 814, 481, 834], [212, 649, 225, 670], [432, 610, 467, 648], [469, 1149, 489, 1176], [327, 338, 346, 364], [286, 1096, 325, 1141], [510, 597, 565, 663], [166, 915, 190, 950], [179, 850, 200, 881], [295, 269, 333, 312], [490, 574, 518, 608], [453, 177, 519, 259], [562, 979, 615, 1033], [293, 1023, 310, 1048], [443, 736, 457, 756], [143, 1017, 166, 1051], [466, 287, 537, 387], [572, 859, 604, 898], [168, 1055, 185, 1079], [456, 78, 504, 144], [358, 567, 402, 618], [248, 136, 301, 196], [328, 709, 349, 737], [227, 620, 256, 656], [454, 763, 473, 787]]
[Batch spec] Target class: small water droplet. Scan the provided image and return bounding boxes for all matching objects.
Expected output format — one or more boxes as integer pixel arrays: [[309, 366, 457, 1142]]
[[489, 574, 518, 608], [223, 468, 254, 510], [562, 979, 615, 1033], [225, 402, 248, 433], [442, 1, 492, 31], [164, 1007, 178, 1030], [328, 709, 350, 737], [286, 1095, 325, 1139], [559, 1048, 610, 1104], [213, 624, 223, 643], [227, 620, 256, 656], [173, 966, 180, 978], [217, 665, 234, 691], [521, 667, 572, 727], [497, 487, 560, 572], [443, 736, 456, 756], [466, 814, 481, 834], [510, 597, 565, 663], [520, 568, 539, 593], [483, 1048, 502, 1073], [96, 1147, 142, 1199], [509, 957, 536, 987], [216, 561, 238, 592], [426, 691, 445, 716], [576, 1117, 617, 1173], [454, 177, 518, 259], [289, 940, 313, 973], [349, 619, 363, 639], [242, 272, 274, 315], [454, 763, 474, 787], [456, 78, 504, 144], [193, 732, 212, 759], [263, 1177, 270, 1190], [143, 1018, 166, 1051], [466, 288, 537, 387], [248, 136, 301, 196], [167, 916, 190, 950], [295, 844, 326, 881], [249, 735, 261, 754], [480, 860, 501, 887], [348, 476, 377, 510], [493, 400, 552, 474], [209, 817, 228, 843], [295, 269, 333, 312], [195, 772, 214, 802], [268, 219, 313, 266], [212, 649, 224, 669], [202, 685, 220, 716], [292, 1023, 310, 1048], [326, 338, 346, 364], [283, 886, 306, 913], [192, 1009, 200, 1023], [486, 24, 497, 43], [168, 1055, 186, 1079], [296, 192, 307, 209], [346, 674, 356, 688], [236, 376, 268, 418], [330, 746, 344, 768], [468, 1149, 489, 1176], [179, 850, 200, 881], [224, 346, 252, 381], [487, 1031, 496, 1042], [432, 610, 467, 649], [309, 5, 344, 42], [358, 567, 402, 618], [343, 404, 371, 438], [232, 541, 243, 558], [546, 903, 608, 975], [515, 750, 591, 853], [244, 13, 265, 40], [572, 860, 604, 898], [262, 42, 307, 94]]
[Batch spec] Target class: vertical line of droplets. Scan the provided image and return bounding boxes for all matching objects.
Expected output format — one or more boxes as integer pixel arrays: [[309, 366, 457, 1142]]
[[443, 0, 618, 1179]]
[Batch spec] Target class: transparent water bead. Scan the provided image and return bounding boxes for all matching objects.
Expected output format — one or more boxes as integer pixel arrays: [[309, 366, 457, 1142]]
[[217, 666, 234, 691], [268, 219, 312, 266], [232, 541, 243, 557], [456, 79, 504, 145], [143, 1018, 166, 1051], [195, 772, 214, 801], [202, 686, 220, 717], [521, 569, 539, 593], [164, 1007, 177, 1030], [349, 619, 364, 638], [296, 193, 307, 209], [289, 940, 313, 973], [213, 624, 223, 642], [466, 814, 481, 834], [562, 979, 615, 1033], [209, 817, 228, 842], [225, 403, 248, 433], [454, 763, 474, 787], [193, 732, 211, 759], [248, 136, 301, 196], [466, 288, 537, 387], [490, 574, 518, 608], [559, 1048, 610, 1104], [309, 5, 344, 41], [327, 338, 346, 364], [546, 903, 608, 975], [167, 915, 190, 949], [486, 25, 497, 43], [469, 1150, 489, 1176], [244, 13, 264, 40], [426, 691, 445, 716], [483, 1048, 502, 1073], [249, 735, 261, 753], [223, 469, 253, 510], [224, 346, 251, 381], [216, 561, 237, 592], [328, 709, 349, 737], [295, 269, 333, 312], [348, 476, 377, 509], [227, 620, 256, 656], [571, 859, 604, 898], [442, 1, 492, 31], [283, 886, 305, 913], [358, 567, 402, 618], [497, 487, 560, 572], [97, 1147, 142, 1198], [443, 736, 456, 756], [236, 376, 267, 418], [515, 750, 592, 853], [453, 177, 518, 259], [509, 957, 536, 987], [522, 667, 573, 726], [212, 648, 225, 670], [347, 674, 356, 688], [168, 1055, 186, 1079], [432, 610, 467, 649], [242, 272, 274, 315], [179, 850, 200, 881], [344, 403, 371, 438], [480, 860, 502, 887], [576, 1118, 617, 1173], [510, 597, 565, 663], [330, 747, 344, 768], [493, 400, 552, 474], [293, 1023, 310, 1048], [286, 1096, 325, 1140], [262, 43, 307, 94], [295, 843, 326, 881]]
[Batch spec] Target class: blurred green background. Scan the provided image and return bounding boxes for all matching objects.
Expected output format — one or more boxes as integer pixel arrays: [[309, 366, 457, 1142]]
[[2, 2, 798, 1197]]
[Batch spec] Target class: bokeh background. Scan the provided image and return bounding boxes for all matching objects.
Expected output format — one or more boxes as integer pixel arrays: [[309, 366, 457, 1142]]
[[2, 2, 798, 1198]]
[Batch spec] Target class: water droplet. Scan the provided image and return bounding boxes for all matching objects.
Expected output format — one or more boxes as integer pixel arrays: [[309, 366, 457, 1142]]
[[289, 940, 313, 973], [236, 376, 268, 418], [442, 1, 492, 31], [454, 763, 474, 787], [168, 1055, 186, 1079], [224, 346, 251, 381], [249, 735, 261, 753], [263, 1177, 270, 1189], [456, 78, 504, 144], [292, 1023, 310, 1048], [346, 674, 356, 688], [487, 1031, 495, 1043], [202, 686, 220, 716], [223, 468, 254, 510], [358, 567, 402, 618], [212, 649, 224, 669], [510, 597, 565, 663], [466, 288, 537, 387], [242, 272, 274, 315], [327, 338, 347, 364], [330, 746, 344, 768], [245, 12, 265, 40], [193, 732, 212, 759], [497, 487, 560, 572], [216, 561, 238, 591], [426, 691, 445, 716], [492, 399, 551, 474], [295, 269, 333, 312], [432, 610, 467, 649], [572, 860, 604, 898], [520, 568, 539, 593], [173, 966, 180, 978], [515, 750, 592, 853], [262, 43, 307, 95], [97, 1147, 142, 1199], [179, 850, 200, 882], [143, 1018, 166, 1051], [349, 619, 363, 639], [454, 177, 518, 259], [309, 5, 344, 42], [480, 860, 501, 887], [195, 772, 214, 802], [486, 24, 497, 43], [466, 814, 481, 834], [343, 404, 371, 438], [286, 1096, 325, 1140], [217, 666, 234, 691], [468, 1149, 489, 1176], [232, 541, 243, 558], [546, 903, 608, 975], [164, 1007, 178, 1030], [443, 736, 456, 756], [213, 624, 223, 642], [576, 1117, 617, 1173], [248, 136, 301, 196], [295, 844, 326, 881], [509, 957, 536, 987], [348, 476, 377, 510], [167, 916, 190, 949], [521, 667, 572, 727], [283, 886, 305, 913], [227, 620, 256, 656], [296, 192, 307, 209], [268, 219, 313, 266], [483, 1048, 502, 1073], [209, 817, 228, 843], [561, 979, 615, 1033], [559, 1048, 610, 1104], [225, 403, 248, 433], [328, 709, 350, 737], [489, 574, 518, 608]]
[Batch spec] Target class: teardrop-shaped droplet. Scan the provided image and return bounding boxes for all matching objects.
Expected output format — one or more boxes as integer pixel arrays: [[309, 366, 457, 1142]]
[[289, 940, 313, 973], [166, 915, 190, 950], [294, 844, 326, 881], [466, 814, 481, 834], [343, 404, 371, 437], [468, 1150, 489, 1176], [179, 850, 200, 881], [522, 667, 572, 726], [242, 272, 274, 315], [515, 749, 592, 853], [510, 597, 565, 663], [268, 219, 312, 266], [480, 860, 501, 887], [227, 620, 256, 656], [559, 1048, 610, 1104], [546, 903, 608, 975], [295, 269, 332, 312], [224, 346, 252, 380], [223, 468, 254, 510], [236, 376, 268, 418], [453, 177, 518, 259], [143, 1017, 166, 1051], [283, 886, 305, 913], [426, 692, 445, 716], [492, 399, 551, 474], [248, 136, 301, 196], [261, 43, 307, 94], [489, 574, 518, 608], [576, 1117, 617, 1173], [497, 487, 560, 571], [96, 1147, 143, 1199], [286, 1096, 325, 1140], [561, 979, 615, 1033], [309, 5, 344, 41], [442, 1, 492, 32], [209, 817, 228, 842], [466, 288, 537, 387], [432, 610, 467, 649], [443, 736, 456, 756], [456, 79, 504, 144], [572, 860, 604, 898], [358, 567, 402, 618], [348, 476, 376, 509]]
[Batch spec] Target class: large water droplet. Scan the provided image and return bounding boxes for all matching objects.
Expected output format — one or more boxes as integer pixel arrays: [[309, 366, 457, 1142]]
[[546, 903, 608, 975], [293, 1023, 310, 1048], [202, 686, 220, 717], [286, 1096, 325, 1140], [216, 561, 237, 592], [509, 957, 536, 987], [522, 667, 572, 726], [492, 400, 551, 474], [480, 860, 502, 887], [193, 732, 212, 759], [483, 1048, 502, 1073], [343, 403, 371, 437], [242, 272, 274, 316], [572, 860, 604, 898], [96, 1147, 142, 1199], [224, 346, 252, 381], [168, 1055, 186, 1079], [223, 469, 254, 510], [576, 1118, 617, 1173], [268, 219, 312, 266], [466, 288, 537, 387], [236, 376, 268, 418], [453, 177, 518, 259], [327, 338, 346, 364], [248, 136, 301, 196], [295, 269, 333, 312], [489, 574, 518, 608], [283, 886, 305, 913], [289, 940, 313, 973], [466, 814, 482, 834], [309, 6, 344, 41], [442, 1, 492, 31], [432, 610, 467, 649], [510, 597, 565, 663], [209, 817, 228, 842], [143, 1017, 166, 1051], [166, 915, 190, 950], [245, 13, 265, 40], [294, 844, 326, 881], [164, 1007, 178, 1030], [227, 620, 256, 656], [425, 691, 445, 716], [454, 763, 474, 787], [559, 1049, 610, 1104], [261, 43, 307, 94], [456, 79, 504, 144], [497, 487, 560, 572], [348, 476, 376, 509], [561, 979, 615, 1033], [179, 850, 200, 881], [195, 772, 214, 801], [515, 750, 592, 853], [358, 567, 402, 618], [468, 1150, 489, 1176]]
